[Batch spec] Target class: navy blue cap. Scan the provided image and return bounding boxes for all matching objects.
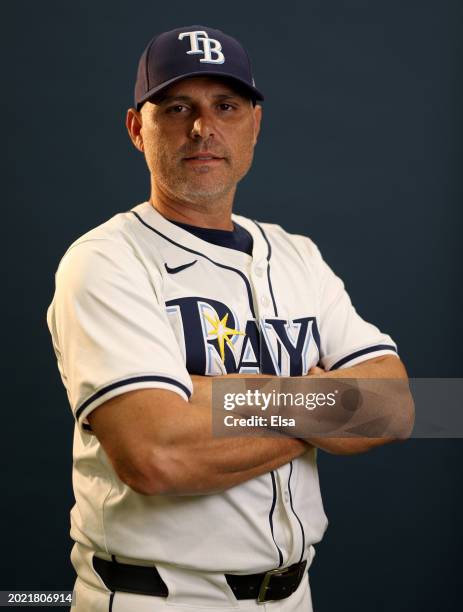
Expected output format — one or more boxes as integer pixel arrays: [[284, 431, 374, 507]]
[[134, 25, 264, 110]]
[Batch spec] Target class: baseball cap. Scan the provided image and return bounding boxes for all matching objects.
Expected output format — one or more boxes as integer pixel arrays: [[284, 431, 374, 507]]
[[134, 25, 264, 110]]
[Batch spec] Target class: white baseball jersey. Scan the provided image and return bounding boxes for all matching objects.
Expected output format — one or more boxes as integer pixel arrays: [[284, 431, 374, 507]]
[[47, 201, 397, 576]]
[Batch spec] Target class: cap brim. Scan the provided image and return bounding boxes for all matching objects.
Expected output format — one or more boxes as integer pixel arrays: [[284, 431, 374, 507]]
[[136, 71, 264, 109]]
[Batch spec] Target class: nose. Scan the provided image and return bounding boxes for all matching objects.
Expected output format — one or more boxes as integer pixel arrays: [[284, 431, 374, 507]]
[[190, 112, 215, 141]]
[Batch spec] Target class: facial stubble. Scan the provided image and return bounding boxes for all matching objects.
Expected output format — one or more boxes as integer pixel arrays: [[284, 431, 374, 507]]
[[151, 142, 249, 205]]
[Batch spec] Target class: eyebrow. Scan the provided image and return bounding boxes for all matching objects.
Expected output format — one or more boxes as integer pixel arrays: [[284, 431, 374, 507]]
[[156, 93, 246, 105]]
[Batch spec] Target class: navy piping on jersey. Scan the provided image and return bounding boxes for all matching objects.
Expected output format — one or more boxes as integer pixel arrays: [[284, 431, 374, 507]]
[[75, 375, 191, 422], [329, 344, 398, 370], [269, 472, 284, 567], [132, 211, 256, 319], [254, 221, 307, 565], [288, 461, 306, 563], [254, 222, 278, 316], [254, 221, 281, 368], [254, 221, 285, 564]]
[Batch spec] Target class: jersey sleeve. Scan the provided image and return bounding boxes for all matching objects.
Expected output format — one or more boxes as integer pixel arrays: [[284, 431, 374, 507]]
[[295, 235, 398, 371], [46, 238, 193, 433]]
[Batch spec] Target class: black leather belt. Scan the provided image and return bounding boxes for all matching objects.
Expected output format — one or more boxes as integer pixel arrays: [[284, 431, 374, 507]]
[[93, 556, 307, 603], [93, 556, 168, 597], [226, 560, 307, 602]]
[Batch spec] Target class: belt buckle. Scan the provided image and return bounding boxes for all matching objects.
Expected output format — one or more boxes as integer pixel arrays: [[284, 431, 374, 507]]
[[257, 566, 291, 603]]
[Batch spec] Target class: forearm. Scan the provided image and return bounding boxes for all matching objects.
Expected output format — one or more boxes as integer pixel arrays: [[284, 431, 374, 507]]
[[303, 356, 414, 455], [160, 434, 308, 495], [143, 374, 309, 495]]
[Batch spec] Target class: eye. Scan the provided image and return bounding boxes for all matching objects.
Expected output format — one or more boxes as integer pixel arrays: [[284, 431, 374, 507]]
[[166, 104, 188, 114], [218, 103, 235, 111]]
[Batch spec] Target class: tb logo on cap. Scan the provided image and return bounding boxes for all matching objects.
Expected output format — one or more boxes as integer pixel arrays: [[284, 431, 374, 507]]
[[178, 31, 225, 64]]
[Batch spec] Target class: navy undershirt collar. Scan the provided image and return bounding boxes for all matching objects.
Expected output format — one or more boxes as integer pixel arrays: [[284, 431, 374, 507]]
[[168, 218, 254, 256]]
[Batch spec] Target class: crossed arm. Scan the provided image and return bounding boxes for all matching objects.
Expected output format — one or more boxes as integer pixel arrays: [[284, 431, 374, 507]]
[[88, 354, 414, 496]]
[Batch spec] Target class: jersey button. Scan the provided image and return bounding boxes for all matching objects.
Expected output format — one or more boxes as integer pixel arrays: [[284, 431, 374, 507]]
[[261, 296, 270, 308], [254, 266, 264, 278], [284, 491, 290, 503]]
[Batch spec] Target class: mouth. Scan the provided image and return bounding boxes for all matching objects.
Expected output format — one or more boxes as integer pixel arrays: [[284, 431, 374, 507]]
[[183, 153, 225, 165]]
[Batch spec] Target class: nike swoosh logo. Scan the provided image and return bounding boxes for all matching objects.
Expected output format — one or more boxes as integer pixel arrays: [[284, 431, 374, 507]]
[[164, 260, 198, 274]]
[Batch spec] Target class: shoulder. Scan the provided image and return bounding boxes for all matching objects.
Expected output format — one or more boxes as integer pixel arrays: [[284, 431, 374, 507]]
[[55, 202, 155, 271], [51, 204, 163, 296], [64, 206, 143, 255]]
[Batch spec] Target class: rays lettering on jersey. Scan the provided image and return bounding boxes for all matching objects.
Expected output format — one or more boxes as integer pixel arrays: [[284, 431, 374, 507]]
[[166, 297, 320, 375]]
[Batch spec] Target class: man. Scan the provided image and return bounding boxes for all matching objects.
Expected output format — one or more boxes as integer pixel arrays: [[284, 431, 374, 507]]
[[47, 25, 413, 612]]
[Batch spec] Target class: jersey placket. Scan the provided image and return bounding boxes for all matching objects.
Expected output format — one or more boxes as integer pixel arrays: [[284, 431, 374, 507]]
[[243, 223, 303, 566], [274, 463, 305, 566]]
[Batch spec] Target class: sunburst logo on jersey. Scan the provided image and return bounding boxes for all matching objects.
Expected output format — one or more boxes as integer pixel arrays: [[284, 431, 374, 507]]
[[204, 312, 245, 363]]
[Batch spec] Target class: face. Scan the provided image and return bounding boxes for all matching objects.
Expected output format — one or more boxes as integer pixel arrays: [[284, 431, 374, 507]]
[[126, 76, 262, 205]]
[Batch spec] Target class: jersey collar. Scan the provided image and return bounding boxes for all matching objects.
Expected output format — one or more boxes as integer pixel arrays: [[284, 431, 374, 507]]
[[131, 202, 270, 268]]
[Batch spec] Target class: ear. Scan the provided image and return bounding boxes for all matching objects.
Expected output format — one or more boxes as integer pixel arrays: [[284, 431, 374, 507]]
[[252, 104, 262, 145], [126, 108, 144, 152]]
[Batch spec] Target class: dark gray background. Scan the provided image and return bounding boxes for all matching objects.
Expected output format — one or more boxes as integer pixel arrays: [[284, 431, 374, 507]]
[[2, 1, 462, 610]]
